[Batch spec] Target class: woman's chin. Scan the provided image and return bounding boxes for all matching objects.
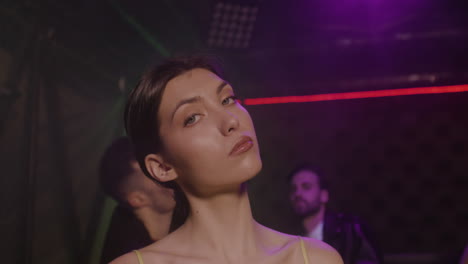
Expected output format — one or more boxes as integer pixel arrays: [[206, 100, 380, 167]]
[[242, 159, 263, 181]]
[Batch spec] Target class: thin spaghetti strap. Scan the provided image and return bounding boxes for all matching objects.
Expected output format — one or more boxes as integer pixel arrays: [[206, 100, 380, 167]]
[[299, 237, 310, 264], [133, 250, 144, 264]]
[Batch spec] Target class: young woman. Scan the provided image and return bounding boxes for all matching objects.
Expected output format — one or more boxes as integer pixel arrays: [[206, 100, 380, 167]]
[[111, 56, 343, 264]]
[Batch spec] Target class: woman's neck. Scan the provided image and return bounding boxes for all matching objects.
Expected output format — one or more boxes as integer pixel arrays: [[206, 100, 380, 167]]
[[181, 185, 263, 257]]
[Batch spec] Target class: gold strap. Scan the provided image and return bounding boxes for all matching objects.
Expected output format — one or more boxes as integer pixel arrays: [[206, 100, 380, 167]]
[[133, 250, 144, 264], [299, 237, 310, 264], [134, 240, 309, 264]]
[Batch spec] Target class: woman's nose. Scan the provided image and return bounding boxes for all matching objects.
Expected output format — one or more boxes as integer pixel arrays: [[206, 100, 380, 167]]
[[220, 110, 240, 136]]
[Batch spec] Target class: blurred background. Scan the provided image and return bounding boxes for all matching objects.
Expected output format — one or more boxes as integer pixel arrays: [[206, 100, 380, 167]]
[[1, 0, 467, 263]]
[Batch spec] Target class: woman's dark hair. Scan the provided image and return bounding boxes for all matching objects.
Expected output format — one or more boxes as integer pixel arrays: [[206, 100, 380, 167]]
[[124, 55, 224, 229]]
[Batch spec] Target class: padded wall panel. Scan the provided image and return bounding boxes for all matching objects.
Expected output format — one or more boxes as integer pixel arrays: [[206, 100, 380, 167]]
[[248, 91, 468, 256]]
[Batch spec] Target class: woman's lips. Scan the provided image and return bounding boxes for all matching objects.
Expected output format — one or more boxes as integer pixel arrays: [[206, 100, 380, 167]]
[[230, 136, 254, 156]]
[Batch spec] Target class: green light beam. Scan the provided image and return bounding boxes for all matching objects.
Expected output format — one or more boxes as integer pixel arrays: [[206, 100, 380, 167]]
[[108, 0, 170, 57]]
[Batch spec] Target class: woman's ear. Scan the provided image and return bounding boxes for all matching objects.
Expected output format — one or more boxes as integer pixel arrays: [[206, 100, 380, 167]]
[[145, 154, 178, 183]]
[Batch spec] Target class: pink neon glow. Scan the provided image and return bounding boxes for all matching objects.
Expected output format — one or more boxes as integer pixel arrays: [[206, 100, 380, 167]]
[[243, 84, 468, 105]]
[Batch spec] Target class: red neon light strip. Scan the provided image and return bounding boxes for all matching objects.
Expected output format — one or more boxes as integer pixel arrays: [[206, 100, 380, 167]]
[[243, 84, 468, 105]]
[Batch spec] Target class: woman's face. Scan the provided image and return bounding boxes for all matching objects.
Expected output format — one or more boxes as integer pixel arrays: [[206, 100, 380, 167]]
[[157, 68, 262, 196]]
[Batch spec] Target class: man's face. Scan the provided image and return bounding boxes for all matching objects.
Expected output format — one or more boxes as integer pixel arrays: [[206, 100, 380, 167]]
[[289, 170, 328, 217]]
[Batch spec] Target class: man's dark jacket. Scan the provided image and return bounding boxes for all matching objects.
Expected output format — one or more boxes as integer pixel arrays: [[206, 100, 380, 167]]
[[316, 211, 382, 264], [100, 206, 152, 264]]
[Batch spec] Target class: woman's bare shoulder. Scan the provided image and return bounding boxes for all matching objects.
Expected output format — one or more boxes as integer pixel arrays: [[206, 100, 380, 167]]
[[109, 251, 140, 264], [109, 235, 194, 264], [258, 229, 343, 264], [301, 237, 344, 264], [109, 249, 169, 264]]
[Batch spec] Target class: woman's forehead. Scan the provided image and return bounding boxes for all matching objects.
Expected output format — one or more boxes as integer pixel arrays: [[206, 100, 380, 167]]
[[164, 69, 226, 101], [168, 68, 222, 91], [158, 69, 225, 117]]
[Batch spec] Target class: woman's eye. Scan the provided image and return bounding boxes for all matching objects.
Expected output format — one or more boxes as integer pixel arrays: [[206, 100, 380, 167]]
[[222, 96, 238, 105], [184, 114, 200, 126]]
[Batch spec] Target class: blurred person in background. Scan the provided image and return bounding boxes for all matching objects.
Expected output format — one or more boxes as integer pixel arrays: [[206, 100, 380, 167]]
[[460, 244, 468, 264], [288, 164, 382, 264], [99, 137, 176, 263]]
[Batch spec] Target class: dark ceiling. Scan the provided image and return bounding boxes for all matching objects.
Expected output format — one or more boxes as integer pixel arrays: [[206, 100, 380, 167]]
[[3, 0, 468, 98]]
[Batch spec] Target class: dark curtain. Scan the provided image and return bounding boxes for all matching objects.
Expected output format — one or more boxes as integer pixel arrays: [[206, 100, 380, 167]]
[[0, 10, 124, 264]]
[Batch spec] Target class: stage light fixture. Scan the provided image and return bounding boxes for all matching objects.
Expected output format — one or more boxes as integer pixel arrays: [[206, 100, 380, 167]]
[[207, 2, 258, 48]]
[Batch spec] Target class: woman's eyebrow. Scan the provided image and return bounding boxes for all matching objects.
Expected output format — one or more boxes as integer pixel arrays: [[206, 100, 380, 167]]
[[171, 96, 201, 121], [216, 81, 229, 94], [171, 81, 229, 121]]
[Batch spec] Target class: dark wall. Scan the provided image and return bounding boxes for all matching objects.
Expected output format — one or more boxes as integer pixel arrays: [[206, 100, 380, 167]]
[[248, 91, 468, 255]]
